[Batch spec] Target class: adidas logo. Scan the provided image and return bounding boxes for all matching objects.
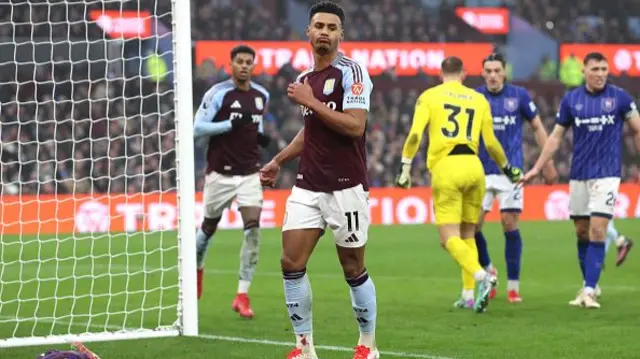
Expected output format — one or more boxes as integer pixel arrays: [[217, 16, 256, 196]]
[[345, 234, 359, 243], [231, 100, 241, 108], [290, 314, 303, 321]]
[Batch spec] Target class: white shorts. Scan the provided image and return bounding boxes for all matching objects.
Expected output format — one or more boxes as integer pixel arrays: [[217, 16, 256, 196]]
[[202, 171, 263, 218], [282, 184, 370, 248], [481, 174, 523, 212], [569, 177, 620, 219]]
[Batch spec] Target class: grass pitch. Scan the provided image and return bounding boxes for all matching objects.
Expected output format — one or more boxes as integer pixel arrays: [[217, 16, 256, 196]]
[[1, 219, 640, 358]]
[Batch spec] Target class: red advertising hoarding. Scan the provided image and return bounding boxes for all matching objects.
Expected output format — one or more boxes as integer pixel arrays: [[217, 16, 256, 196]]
[[561, 44, 640, 76], [2, 185, 639, 235], [195, 41, 494, 76], [89, 10, 152, 39], [455, 8, 510, 35]]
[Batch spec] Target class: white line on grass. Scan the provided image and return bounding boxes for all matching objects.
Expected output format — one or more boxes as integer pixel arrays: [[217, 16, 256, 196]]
[[0, 316, 455, 359], [200, 333, 456, 359]]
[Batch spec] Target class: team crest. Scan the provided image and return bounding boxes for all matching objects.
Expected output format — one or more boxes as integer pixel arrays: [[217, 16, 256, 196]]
[[323, 78, 335, 95], [602, 98, 616, 112], [504, 98, 518, 112], [255, 97, 264, 110], [574, 103, 583, 111]]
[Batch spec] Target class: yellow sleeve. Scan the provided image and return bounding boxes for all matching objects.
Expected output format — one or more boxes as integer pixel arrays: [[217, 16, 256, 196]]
[[480, 103, 509, 168], [401, 94, 430, 163]]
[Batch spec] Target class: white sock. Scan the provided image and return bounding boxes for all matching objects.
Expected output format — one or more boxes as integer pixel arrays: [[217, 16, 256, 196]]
[[237, 279, 251, 294], [296, 333, 316, 354], [507, 280, 519, 292], [462, 289, 474, 301], [584, 286, 595, 296], [615, 235, 626, 248], [473, 270, 487, 282]]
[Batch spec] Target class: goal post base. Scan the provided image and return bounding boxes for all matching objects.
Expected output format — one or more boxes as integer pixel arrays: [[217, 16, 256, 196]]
[[0, 329, 181, 349]]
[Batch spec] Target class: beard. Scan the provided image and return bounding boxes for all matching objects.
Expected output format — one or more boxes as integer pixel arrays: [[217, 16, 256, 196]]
[[313, 41, 333, 56]]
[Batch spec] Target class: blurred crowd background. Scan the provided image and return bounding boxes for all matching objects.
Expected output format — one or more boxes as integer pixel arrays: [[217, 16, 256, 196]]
[[1, 0, 639, 195]]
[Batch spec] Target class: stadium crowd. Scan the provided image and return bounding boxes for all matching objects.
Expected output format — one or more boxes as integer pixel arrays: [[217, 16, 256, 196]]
[[1, 0, 639, 195], [513, 0, 640, 43]]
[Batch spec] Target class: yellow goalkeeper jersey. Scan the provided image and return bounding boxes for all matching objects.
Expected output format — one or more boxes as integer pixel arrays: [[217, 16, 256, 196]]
[[401, 80, 508, 171]]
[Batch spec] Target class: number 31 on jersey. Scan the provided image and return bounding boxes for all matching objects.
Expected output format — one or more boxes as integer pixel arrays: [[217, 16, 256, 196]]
[[441, 104, 475, 140]]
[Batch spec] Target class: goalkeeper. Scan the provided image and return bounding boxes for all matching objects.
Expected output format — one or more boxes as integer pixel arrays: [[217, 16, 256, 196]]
[[395, 56, 522, 313]]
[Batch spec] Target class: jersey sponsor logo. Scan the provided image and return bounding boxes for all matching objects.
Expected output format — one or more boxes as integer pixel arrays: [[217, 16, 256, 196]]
[[492, 115, 516, 130], [601, 98, 616, 112], [323, 79, 336, 95], [351, 82, 364, 95], [575, 115, 615, 132], [301, 101, 337, 117], [231, 112, 263, 123], [255, 97, 264, 110], [231, 100, 241, 108], [504, 97, 518, 112]]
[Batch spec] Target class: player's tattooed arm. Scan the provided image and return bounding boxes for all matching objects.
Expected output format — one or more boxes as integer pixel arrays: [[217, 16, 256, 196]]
[[529, 116, 558, 183]]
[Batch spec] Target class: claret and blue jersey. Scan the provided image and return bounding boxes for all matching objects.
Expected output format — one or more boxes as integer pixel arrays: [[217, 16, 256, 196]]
[[476, 84, 538, 175], [556, 84, 637, 180]]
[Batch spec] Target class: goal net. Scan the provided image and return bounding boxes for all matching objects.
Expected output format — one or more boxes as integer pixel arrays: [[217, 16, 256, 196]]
[[0, 0, 198, 347]]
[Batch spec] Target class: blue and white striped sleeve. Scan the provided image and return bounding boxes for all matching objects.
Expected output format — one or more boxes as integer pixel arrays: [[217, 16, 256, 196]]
[[193, 85, 232, 138]]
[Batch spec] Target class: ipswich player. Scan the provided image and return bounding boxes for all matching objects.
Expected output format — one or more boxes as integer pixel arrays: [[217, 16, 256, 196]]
[[470, 53, 558, 305], [522, 52, 640, 309], [193, 45, 271, 318], [396, 56, 522, 313], [259, 2, 378, 358]]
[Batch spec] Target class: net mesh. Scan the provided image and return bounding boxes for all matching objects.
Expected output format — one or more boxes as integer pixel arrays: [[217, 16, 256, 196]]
[[0, 0, 181, 343]]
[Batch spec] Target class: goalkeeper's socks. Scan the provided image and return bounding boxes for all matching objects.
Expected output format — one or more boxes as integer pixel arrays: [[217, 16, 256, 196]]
[[347, 269, 377, 348], [283, 269, 315, 351], [196, 228, 213, 269], [474, 231, 492, 268], [462, 238, 478, 292], [584, 241, 605, 290], [504, 230, 523, 281], [446, 236, 486, 281], [577, 237, 589, 280]]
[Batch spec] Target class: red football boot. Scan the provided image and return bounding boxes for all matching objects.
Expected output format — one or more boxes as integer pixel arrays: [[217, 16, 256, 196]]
[[197, 268, 204, 300], [232, 293, 254, 318]]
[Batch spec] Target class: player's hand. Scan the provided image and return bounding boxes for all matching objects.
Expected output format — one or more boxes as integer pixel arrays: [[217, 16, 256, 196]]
[[231, 111, 254, 129], [502, 164, 523, 183], [519, 167, 540, 185], [257, 133, 271, 148], [259, 159, 280, 187], [542, 162, 558, 184], [287, 77, 315, 107], [394, 163, 412, 189]]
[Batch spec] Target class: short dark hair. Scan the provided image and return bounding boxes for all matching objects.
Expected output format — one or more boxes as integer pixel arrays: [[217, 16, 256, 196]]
[[482, 53, 506, 68], [309, 1, 345, 25], [441, 56, 464, 74], [230, 45, 255, 60], [583, 52, 607, 65]]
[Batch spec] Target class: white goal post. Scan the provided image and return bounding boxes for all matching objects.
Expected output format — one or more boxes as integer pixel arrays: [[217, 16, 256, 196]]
[[0, 0, 198, 348]]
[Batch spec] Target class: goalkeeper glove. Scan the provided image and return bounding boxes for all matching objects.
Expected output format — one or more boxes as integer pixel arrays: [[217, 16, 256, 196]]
[[395, 160, 412, 189], [257, 133, 271, 148], [502, 163, 523, 183]]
